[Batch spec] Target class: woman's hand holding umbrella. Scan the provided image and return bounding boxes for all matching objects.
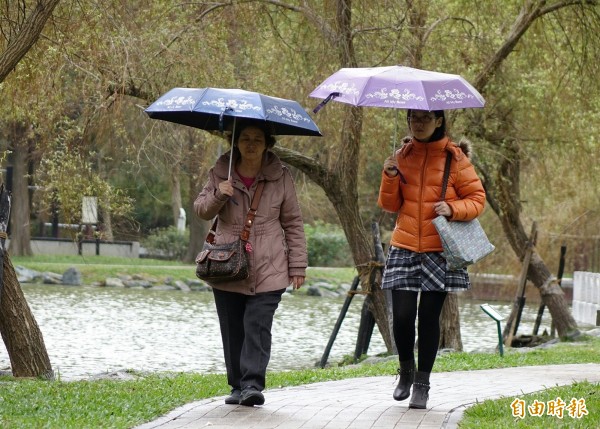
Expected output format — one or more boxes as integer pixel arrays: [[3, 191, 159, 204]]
[[383, 156, 399, 177], [218, 179, 238, 205], [218, 179, 234, 196]]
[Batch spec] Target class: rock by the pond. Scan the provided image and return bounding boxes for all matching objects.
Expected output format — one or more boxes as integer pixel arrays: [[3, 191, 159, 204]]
[[62, 267, 83, 286], [123, 279, 153, 288], [174, 280, 191, 291], [14, 263, 351, 298], [42, 271, 63, 284], [105, 277, 125, 287], [15, 265, 40, 283], [306, 285, 323, 296]]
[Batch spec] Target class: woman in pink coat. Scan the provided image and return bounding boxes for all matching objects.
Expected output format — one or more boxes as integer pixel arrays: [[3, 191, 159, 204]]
[[194, 121, 307, 407]]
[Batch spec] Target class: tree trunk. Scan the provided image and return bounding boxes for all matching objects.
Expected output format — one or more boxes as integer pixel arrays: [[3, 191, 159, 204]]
[[480, 141, 579, 339], [100, 204, 114, 241], [184, 131, 209, 264], [529, 252, 578, 339], [8, 136, 33, 256], [439, 294, 463, 351], [171, 163, 183, 229], [0, 257, 54, 378], [0, 187, 53, 378]]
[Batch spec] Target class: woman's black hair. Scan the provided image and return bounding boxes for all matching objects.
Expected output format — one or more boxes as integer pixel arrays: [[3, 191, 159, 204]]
[[407, 109, 446, 142], [231, 120, 277, 149]]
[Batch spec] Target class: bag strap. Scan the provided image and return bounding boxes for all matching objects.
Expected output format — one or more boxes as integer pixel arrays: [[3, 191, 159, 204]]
[[205, 181, 266, 244], [240, 181, 265, 241], [440, 152, 453, 202]]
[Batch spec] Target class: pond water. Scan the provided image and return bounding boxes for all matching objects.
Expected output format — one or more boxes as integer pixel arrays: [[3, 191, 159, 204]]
[[0, 285, 554, 380]]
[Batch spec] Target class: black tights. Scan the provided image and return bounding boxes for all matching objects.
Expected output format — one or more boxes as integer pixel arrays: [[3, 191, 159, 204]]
[[391, 290, 447, 373]]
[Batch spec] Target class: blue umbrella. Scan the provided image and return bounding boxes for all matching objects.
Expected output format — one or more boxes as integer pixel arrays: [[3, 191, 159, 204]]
[[145, 87, 322, 137], [146, 87, 322, 178]]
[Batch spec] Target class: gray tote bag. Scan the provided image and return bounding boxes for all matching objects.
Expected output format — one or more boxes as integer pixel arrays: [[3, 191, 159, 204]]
[[433, 153, 495, 270]]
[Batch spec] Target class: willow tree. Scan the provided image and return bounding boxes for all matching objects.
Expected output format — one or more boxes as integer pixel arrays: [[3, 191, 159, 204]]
[[462, 0, 600, 339]]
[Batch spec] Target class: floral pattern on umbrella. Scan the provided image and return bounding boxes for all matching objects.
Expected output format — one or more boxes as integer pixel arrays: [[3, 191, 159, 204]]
[[145, 87, 322, 136], [310, 65, 485, 111]]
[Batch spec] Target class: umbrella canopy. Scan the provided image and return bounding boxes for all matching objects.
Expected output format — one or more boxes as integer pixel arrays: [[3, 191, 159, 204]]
[[310, 65, 485, 111], [145, 87, 322, 136]]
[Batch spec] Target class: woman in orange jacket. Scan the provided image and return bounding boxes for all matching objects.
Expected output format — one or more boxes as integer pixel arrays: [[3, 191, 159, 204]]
[[378, 109, 485, 409]]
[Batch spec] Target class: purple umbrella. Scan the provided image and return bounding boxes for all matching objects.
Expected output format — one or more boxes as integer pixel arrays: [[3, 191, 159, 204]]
[[310, 65, 485, 112]]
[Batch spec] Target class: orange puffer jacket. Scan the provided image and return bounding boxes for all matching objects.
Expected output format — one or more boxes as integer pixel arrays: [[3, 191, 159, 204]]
[[378, 136, 486, 253]]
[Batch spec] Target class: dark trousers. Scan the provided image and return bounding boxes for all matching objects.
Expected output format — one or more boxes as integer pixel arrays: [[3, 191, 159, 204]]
[[212, 288, 285, 391], [391, 290, 447, 373]]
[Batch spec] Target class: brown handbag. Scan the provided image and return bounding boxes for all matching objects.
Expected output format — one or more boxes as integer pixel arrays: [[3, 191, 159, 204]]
[[195, 182, 265, 283]]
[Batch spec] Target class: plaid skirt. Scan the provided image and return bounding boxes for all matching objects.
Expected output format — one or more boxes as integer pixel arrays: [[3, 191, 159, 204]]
[[381, 246, 471, 292]]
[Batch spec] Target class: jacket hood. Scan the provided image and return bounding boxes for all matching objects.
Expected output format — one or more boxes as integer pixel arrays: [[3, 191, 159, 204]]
[[456, 137, 473, 159]]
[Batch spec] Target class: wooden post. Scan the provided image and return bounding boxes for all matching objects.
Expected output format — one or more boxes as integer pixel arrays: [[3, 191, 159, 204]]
[[504, 222, 537, 347], [319, 276, 360, 368], [354, 295, 376, 361]]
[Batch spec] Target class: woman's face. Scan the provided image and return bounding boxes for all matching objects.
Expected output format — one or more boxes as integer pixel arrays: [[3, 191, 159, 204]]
[[237, 126, 267, 161], [408, 110, 443, 142]]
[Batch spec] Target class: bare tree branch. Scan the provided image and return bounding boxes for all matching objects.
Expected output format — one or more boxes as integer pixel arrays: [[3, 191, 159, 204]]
[[254, 0, 338, 47], [0, 0, 61, 83], [474, 0, 598, 92], [422, 16, 476, 44]]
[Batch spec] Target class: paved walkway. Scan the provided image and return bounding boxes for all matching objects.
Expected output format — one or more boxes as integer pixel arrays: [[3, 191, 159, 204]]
[[134, 364, 600, 429]]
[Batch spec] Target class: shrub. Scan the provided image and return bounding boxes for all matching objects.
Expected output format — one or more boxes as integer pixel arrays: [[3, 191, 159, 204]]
[[305, 221, 353, 267], [142, 226, 189, 261]]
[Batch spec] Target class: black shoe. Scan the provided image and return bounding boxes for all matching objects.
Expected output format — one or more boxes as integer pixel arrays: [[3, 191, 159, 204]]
[[408, 382, 430, 409], [239, 387, 265, 406], [393, 360, 414, 401], [409, 371, 430, 409], [224, 388, 241, 404]]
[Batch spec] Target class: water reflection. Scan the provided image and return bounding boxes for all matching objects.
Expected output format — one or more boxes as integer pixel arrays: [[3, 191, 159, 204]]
[[0, 285, 553, 380]]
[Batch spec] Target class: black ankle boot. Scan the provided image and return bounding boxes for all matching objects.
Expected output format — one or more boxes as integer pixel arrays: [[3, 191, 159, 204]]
[[393, 359, 414, 401], [408, 371, 430, 409]]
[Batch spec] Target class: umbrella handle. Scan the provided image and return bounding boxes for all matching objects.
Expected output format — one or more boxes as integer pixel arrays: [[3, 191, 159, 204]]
[[313, 92, 340, 114]]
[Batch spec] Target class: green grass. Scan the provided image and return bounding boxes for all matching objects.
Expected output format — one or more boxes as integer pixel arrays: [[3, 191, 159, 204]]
[[0, 336, 599, 428], [460, 381, 598, 429], [9, 254, 357, 285], [10, 254, 192, 284]]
